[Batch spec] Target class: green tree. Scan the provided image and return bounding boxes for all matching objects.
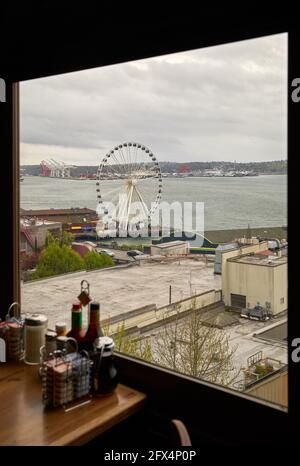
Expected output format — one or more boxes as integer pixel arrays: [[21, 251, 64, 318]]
[[32, 243, 84, 279], [45, 231, 59, 248], [60, 231, 75, 247], [45, 230, 75, 248], [84, 250, 114, 270]]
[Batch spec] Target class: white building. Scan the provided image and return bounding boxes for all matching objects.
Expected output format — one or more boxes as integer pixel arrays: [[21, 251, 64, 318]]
[[151, 240, 189, 256]]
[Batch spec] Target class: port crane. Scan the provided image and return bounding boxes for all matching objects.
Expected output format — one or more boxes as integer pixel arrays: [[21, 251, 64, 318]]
[[40, 159, 74, 178]]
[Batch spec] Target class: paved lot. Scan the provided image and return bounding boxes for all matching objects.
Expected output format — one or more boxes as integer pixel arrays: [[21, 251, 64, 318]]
[[22, 258, 221, 329], [224, 317, 288, 370]]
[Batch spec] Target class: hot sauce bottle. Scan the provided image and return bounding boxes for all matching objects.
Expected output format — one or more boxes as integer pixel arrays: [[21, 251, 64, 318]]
[[67, 301, 85, 350], [82, 301, 103, 352]]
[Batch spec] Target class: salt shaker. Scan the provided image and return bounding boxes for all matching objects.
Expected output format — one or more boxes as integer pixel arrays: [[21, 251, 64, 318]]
[[24, 313, 48, 364]]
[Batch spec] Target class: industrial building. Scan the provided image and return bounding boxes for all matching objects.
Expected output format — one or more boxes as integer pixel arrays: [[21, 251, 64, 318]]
[[150, 240, 189, 256], [20, 207, 97, 225], [214, 239, 269, 274], [222, 252, 287, 316], [20, 218, 62, 252], [240, 351, 288, 408], [245, 366, 288, 407]]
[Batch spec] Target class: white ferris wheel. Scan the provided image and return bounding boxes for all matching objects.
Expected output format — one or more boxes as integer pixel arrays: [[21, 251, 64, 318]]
[[96, 142, 162, 237]]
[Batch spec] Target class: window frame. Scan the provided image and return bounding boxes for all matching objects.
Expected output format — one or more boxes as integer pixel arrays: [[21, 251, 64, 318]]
[[0, 20, 298, 447]]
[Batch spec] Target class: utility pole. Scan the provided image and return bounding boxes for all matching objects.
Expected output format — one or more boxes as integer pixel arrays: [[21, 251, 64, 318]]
[[189, 269, 198, 296], [169, 285, 172, 304], [246, 223, 252, 240]]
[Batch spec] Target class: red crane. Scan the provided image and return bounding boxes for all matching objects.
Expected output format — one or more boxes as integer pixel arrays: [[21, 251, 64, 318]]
[[40, 161, 51, 177], [179, 164, 191, 174]]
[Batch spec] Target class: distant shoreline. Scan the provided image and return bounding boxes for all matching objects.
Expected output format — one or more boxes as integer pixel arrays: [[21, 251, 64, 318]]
[[20, 160, 287, 178], [21, 172, 287, 181], [204, 226, 287, 243]]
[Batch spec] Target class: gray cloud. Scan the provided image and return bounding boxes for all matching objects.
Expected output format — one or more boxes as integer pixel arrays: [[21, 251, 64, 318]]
[[20, 33, 287, 165]]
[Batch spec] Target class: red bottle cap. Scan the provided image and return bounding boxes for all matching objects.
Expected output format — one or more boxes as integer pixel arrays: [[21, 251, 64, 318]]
[[72, 301, 82, 310]]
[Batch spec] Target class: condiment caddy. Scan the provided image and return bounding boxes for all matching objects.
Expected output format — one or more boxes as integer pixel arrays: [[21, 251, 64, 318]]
[[0, 302, 24, 362], [40, 348, 92, 408], [1, 280, 119, 411]]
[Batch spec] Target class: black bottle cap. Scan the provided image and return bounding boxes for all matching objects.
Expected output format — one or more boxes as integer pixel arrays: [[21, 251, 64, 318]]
[[90, 301, 100, 311]]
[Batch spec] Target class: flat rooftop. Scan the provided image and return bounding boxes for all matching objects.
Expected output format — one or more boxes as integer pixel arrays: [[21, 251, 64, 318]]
[[22, 258, 221, 329], [21, 219, 62, 227], [254, 320, 287, 343], [21, 258, 288, 383], [20, 207, 96, 216], [229, 254, 287, 267], [152, 241, 187, 249], [142, 305, 288, 376]]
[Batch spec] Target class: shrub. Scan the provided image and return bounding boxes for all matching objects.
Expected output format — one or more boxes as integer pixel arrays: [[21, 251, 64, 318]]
[[32, 243, 84, 279], [84, 250, 114, 270]]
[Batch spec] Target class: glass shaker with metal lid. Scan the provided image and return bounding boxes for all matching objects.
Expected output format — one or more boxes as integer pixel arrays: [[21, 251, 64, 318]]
[[24, 313, 48, 364], [92, 336, 118, 395]]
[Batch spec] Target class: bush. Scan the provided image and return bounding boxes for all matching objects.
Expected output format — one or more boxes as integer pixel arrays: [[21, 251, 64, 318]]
[[32, 243, 84, 279], [255, 363, 274, 378], [119, 243, 144, 251], [84, 251, 114, 270], [45, 230, 75, 248], [20, 252, 40, 271]]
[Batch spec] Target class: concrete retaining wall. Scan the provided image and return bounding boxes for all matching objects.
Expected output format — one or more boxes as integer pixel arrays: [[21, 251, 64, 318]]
[[156, 289, 222, 319], [109, 289, 222, 337]]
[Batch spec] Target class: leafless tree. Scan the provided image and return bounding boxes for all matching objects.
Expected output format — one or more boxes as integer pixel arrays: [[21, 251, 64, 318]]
[[106, 298, 241, 387], [104, 320, 152, 362], [152, 303, 241, 387]]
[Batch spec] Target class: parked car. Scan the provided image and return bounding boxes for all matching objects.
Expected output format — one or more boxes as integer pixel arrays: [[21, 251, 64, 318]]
[[96, 248, 115, 258], [240, 304, 270, 321], [127, 250, 144, 257], [240, 308, 250, 319]]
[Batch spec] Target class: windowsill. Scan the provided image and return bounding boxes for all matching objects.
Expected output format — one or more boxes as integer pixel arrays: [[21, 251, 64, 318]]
[[115, 352, 288, 413]]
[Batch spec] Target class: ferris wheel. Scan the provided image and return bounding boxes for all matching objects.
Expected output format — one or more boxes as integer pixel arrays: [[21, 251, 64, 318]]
[[96, 142, 162, 236]]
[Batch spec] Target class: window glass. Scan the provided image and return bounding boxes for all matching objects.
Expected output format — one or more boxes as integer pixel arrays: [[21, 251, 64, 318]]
[[20, 33, 288, 407]]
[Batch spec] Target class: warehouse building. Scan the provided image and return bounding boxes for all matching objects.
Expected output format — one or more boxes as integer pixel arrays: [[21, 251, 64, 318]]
[[214, 239, 269, 274], [222, 252, 287, 316]]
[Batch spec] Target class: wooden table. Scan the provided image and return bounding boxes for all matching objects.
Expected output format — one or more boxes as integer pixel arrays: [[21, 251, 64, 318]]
[[0, 363, 146, 446]]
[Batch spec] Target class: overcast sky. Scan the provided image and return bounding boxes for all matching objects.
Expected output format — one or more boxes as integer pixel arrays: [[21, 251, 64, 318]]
[[20, 33, 287, 166]]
